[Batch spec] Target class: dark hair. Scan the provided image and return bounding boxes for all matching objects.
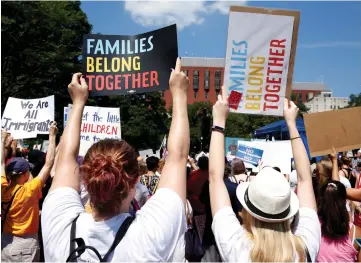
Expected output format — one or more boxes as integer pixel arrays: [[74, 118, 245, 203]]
[[318, 180, 349, 239], [81, 139, 139, 217], [198, 156, 209, 170], [273, 167, 281, 173], [311, 157, 317, 164], [340, 156, 351, 166], [232, 158, 246, 175], [186, 166, 191, 179], [146, 156, 159, 171]]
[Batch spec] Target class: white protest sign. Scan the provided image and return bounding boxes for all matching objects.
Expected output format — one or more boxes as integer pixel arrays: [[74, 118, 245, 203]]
[[238, 140, 293, 174], [42, 140, 49, 153], [64, 106, 121, 156], [224, 6, 299, 116], [2, 96, 55, 138], [139, 149, 154, 160]]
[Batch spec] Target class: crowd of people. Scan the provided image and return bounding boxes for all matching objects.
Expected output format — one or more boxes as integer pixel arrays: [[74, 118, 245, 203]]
[[2, 58, 361, 262]]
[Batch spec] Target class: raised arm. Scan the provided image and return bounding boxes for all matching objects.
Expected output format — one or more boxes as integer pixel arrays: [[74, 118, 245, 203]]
[[284, 99, 316, 211], [158, 58, 189, 202], [347, 188, 361, 202], [1, 130, 11, 179], [37, 122, 58, 186], [50, 73, 88, 192], [209, 86, 231, 216], [328, 147, 340, 181]]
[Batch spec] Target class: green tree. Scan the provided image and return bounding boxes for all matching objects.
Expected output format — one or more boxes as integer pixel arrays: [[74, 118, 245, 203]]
[[1, 1, 92, 132], [347, 92, 361, 107], [290, 94, 310, 114], [186, 102, 213, 152]]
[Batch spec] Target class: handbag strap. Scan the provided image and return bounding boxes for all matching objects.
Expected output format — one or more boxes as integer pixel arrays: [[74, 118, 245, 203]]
[[1, 186, 23, 233]]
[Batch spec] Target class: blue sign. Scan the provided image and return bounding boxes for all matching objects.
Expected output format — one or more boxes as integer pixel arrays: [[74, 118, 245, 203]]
[[236, 144, 264, 165]]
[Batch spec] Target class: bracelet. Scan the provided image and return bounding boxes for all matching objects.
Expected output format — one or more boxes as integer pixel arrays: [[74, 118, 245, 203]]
[[291, 136, 301, 141], [212, 125, 225, 134]]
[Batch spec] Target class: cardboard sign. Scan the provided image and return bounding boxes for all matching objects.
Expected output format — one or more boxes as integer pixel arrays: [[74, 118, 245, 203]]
[[82, 25, 178, 96], [1, 96, 55, 139], [236, 144, 264, 165], [64, 106, 121, 156], [304, 107, 361, 157], [224, 6, 300, 116]]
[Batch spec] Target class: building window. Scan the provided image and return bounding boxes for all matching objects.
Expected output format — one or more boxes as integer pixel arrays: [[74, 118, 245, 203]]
[[193, 70, 199, 90], [161, 91, 165, 97], [215, 70, 221, 90], [204, 70, 210, 90], [194, 90, 198, 98], [216, 89, 220, 97], [205, 91, 208, 99]]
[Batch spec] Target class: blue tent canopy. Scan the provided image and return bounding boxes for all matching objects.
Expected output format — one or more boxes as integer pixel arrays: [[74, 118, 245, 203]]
[[254, 118, 306, 136], [254, 118, 313, 160]]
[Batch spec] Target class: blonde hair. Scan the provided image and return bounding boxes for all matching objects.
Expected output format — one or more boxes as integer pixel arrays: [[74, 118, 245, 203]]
[[242, 210, 307, 262]]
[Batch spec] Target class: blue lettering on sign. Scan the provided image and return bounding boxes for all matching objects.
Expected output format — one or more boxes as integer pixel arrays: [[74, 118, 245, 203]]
[[236, 144, 264, 165]]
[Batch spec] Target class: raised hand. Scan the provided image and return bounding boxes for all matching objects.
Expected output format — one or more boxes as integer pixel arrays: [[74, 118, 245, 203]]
[[328, 146, 337, 161], [283, 98, 299, 125], [212, 86, 229, 127], [68, 73, 88, 105], [169, 58, 189, 96], [49, 121, 58, 138]]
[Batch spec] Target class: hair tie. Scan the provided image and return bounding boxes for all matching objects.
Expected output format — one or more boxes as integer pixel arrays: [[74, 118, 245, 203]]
[[328, 182, 338, 189]]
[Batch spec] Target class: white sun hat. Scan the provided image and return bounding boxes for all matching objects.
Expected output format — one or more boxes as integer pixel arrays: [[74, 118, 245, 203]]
[[236, 166, 299, 223]]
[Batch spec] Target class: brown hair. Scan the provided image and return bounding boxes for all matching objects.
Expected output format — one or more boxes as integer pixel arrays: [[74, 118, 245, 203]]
[[138, 160, 147, 175], [316, 160, 332, 187], [232, 158, 246, 175], [340, 156, 351, 166], [80, 139, 139, 217], [158, 159, 165, 173]]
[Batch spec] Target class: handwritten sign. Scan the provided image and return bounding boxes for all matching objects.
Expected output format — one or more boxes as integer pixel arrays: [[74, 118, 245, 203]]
[[1, 96, 54, 139], [224, 6, 299, 116], [236, 144, 264, 165], [82, 25, 178, 96], [64, 106, 121, 156]]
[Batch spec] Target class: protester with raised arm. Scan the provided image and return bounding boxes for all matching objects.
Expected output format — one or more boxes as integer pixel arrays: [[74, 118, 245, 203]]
[[41, 58, 190, 262], [1, 122, 57, 262], [209, 91, 320, 262]]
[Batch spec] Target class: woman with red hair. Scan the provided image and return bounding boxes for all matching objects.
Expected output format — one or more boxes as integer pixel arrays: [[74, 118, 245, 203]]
[[41, 58, 190, 262]]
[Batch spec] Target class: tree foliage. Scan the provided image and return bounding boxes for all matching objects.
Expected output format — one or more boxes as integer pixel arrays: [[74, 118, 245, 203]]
[[186, 102, 278, 152], [1, 1, 92, 132], [347, 92, 361, 108], [290, 94, 310, 114], [1, 1, 170, 151]]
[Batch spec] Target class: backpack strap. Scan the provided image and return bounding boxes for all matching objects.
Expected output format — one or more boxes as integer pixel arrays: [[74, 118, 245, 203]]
[[101, 216, 135, 261], [1, 186, 23, 233], [66, 215, 135, 262]]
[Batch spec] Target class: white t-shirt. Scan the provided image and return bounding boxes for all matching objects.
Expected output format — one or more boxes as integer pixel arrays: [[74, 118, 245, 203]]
[[212, 206, 321, 262], [41, 187, 187, 262], [340, 175, 351, 189]]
